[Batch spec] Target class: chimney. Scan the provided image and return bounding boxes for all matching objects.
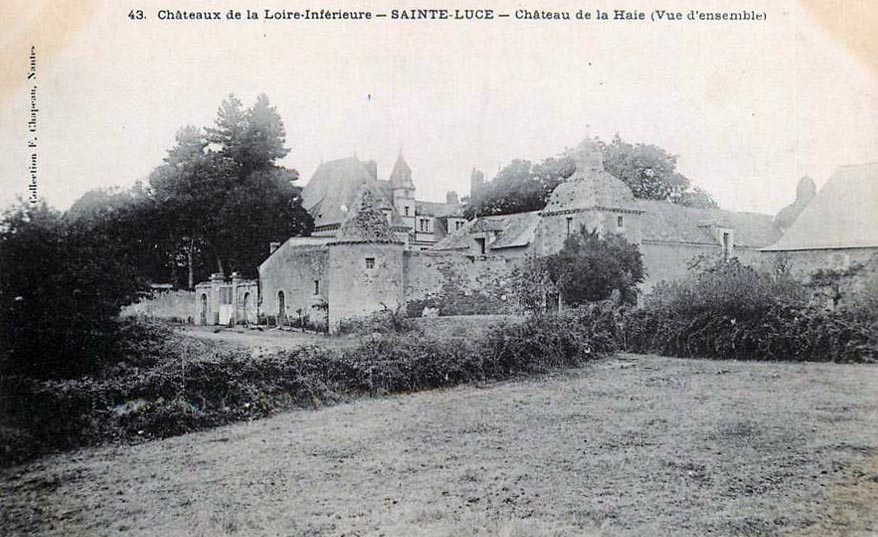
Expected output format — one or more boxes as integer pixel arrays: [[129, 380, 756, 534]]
[[446, 191, 459, 205], [470, 168, 485, 196], [269, 241, 281, 254], [363, 160, 378, 180]]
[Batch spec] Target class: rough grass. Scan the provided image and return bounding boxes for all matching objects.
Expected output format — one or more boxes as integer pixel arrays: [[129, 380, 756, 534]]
[[2, 354, 877, 537]]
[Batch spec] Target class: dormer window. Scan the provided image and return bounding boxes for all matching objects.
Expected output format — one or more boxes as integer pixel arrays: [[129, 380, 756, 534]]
[[455, 220, 464, 231], [419, 218, 430, 232]]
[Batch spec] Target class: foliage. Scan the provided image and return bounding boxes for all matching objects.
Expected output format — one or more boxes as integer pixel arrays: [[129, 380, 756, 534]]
[[148, 94, 312, 279], [466, 135, 718, 218], [510, 255, 558, 314], [337, 306, 415, 335], [465, 157, 574, 218], [626, 257, 877, 362], [1, 311, 616, 466], [64, 94, 312, 287], [0, 202, 148, 379], [548, 227, 644, 306]]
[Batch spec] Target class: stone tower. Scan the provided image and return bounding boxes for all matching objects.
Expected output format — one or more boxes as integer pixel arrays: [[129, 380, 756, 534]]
[[389, 153, 416, 231], [535, 137, 643, 255], [326, 187, 405, 332]]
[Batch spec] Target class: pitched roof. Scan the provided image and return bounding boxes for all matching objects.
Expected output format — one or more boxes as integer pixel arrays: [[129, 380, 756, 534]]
[[432, 211, 540, 251], [330, 188, 403, 245], [762, 163, 878, 251], [416, 200, 465, 218], [637, 200, 781, 248], [389, 154, 415, 190], [301, 157, 402, 229]]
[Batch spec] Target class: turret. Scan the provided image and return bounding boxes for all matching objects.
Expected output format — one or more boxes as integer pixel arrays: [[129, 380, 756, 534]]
[[326, 188, 405, 332], [389, 153, 416, 230]]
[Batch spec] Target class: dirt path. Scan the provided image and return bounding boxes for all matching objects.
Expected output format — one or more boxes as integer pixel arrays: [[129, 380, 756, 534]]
[[2, 355, 878, 536], [177, 325, 358, 355]]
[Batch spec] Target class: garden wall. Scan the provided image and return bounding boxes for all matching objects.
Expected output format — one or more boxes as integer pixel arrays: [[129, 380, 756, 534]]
[[403, 251, 522, 316]]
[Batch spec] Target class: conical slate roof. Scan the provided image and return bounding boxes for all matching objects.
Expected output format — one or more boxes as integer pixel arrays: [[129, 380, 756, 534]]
[[329, 188, 403, 245], [389, 154, 415, 190], [542, 137, 640, 215], [763, 163, 878, 251]]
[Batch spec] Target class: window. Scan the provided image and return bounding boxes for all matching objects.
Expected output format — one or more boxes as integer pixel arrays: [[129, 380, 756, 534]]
[[566, 217, 574, 236], [382, 209, 392, 223], [404, 206, 410, 216], [475, 237, 486, 255], [419, 218, 430, 232], [617, 216, 624, 229], [313, 280, 320, 295], [455, 220, 464, 231], [365, 257, 375, 269]]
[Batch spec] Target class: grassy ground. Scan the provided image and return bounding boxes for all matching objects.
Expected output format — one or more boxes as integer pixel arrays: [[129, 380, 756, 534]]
[[2, 354, 877, 537]]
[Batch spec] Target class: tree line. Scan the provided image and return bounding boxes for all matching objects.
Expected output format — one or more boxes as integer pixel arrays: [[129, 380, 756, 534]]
[[0, 94, 312, 378]]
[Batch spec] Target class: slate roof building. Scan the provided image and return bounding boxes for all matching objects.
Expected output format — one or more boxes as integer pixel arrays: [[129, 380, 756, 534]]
[[434, 137, 784, 290], [761, 162, 878, 275], [300, 153, 467, 249], [196, 138, 876, 329]]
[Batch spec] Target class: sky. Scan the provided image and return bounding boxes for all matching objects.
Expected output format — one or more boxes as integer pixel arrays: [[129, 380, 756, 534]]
[[1, 0, 876, 215]]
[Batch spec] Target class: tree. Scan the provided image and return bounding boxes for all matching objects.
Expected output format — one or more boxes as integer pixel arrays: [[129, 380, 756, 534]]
[[0, 201, 147, 378], [150, 95, 311, 281], [466, 157, 574, 218], [547, 227, 645, 306], [467, 135, 717, 218], [212, 167, 312, 277]]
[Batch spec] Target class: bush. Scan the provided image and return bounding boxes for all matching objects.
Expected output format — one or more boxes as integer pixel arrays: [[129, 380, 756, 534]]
[[548, 227, 644, 306], [2, 311, 618, 467], [625, 258, 877, 362]]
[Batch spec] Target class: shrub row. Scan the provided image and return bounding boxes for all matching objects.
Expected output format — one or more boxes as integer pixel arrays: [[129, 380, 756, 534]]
[[625, 303, 878, 363], [1, 311, 615, 467]]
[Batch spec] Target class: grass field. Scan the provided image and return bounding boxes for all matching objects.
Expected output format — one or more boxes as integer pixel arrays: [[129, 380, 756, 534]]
[[2, 354, 877, 536]]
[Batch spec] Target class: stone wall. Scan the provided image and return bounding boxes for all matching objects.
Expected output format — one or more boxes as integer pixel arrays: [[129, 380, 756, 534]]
[[764, 248, 878, 308], [762, 248, 878, 279], [403, 251, 521, 316], [534, 209, 643, 257], [639, 241, 765, 292], [328, 243, 404, 330], [258, 245, 329, 326], [122, 290, 196, 322]]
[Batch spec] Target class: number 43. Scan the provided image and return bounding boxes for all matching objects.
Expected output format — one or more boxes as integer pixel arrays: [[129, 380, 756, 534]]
[[128, 9, 144, 20]]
